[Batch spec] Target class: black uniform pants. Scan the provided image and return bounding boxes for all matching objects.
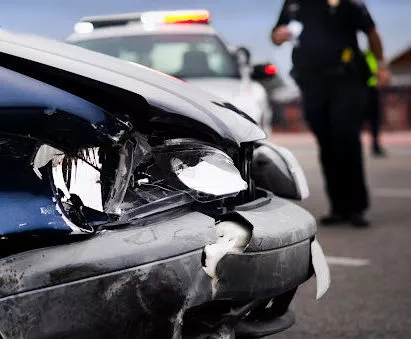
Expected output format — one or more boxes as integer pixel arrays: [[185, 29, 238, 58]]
[[300, 76, 369, 215], [365, 86, 382, 144]]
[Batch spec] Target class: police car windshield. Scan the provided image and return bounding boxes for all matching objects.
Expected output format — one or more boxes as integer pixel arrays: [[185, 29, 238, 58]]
[[72, 34, 240, 79]]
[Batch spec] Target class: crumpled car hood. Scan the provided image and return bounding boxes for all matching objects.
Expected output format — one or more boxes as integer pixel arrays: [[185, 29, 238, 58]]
[[0, 30, 266, 146], [187, 77, 267, 123]]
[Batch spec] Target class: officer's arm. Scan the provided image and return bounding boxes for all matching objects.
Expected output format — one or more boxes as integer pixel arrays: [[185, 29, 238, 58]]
[[271, 1, 290, 45], [348, 0, 384, 63], [348, 0, 390, 86], [368, 28, 391, 87], [367, 28, 384, 63]]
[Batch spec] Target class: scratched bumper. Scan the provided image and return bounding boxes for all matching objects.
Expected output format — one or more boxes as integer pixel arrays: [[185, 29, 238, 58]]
[[0, 196, 317, 338], [215, 195, 316, 300]]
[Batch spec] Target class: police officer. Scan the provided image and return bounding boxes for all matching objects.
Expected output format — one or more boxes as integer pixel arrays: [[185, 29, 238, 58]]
[[271, 0, 390, 227], [364, 50, 386, 156]]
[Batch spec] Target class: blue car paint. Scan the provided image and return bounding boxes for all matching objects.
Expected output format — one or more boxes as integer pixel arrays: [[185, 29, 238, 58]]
[[0, 158, 73, 236], [0, 66, 131, 145], [0, 192, 72, 236], [0, 67, 128, 237]]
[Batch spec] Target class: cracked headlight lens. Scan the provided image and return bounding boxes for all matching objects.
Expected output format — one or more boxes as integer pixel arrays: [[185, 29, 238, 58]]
[[152, 140, 248, 201]]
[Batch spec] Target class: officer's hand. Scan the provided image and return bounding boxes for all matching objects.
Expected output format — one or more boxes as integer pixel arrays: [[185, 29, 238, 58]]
[[377, 66, 391, 88], [272, 26, 290, 45]]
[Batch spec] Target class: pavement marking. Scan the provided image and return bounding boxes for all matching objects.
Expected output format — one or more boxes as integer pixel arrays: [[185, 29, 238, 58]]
[[325, 256, 370, 267], [374, 188, 411, 198]]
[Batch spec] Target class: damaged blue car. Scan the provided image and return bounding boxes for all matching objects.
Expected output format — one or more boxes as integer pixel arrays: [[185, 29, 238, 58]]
[[0, 30, 329, 339]]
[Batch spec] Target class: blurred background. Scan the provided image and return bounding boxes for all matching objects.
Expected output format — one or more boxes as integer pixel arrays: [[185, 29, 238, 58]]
[[2, 0, 411, 132], [2, 1, 410, 338]]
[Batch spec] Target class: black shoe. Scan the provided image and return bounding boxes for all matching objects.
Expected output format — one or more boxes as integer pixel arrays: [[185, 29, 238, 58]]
[[349, 213, 370, 227], [320, 213, 348, 226], [372, 144, 386, 157]]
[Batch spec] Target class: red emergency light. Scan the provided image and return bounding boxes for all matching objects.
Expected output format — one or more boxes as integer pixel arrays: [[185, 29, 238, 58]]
[[163, 10, 210, 24], [264, 64, 277, 76]]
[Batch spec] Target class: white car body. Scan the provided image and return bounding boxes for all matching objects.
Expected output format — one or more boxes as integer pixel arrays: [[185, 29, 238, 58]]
[[67, 14, 272, 130]]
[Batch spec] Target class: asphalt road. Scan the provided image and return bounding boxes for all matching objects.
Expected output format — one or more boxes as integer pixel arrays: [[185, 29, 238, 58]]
[[268, 132, 411, 339]]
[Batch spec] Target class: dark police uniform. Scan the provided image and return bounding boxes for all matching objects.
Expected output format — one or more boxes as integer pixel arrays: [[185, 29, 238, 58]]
[[273, 0, 376, 217]]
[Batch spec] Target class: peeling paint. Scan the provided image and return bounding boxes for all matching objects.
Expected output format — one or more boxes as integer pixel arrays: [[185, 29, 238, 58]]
[[40, 206, 54, 215]]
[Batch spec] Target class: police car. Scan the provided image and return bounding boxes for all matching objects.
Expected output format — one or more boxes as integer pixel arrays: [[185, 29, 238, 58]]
[[67, 10, 274, 131]]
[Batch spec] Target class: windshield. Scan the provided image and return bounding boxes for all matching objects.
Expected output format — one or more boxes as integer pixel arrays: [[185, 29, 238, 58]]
[[72, 34, 240, 79]]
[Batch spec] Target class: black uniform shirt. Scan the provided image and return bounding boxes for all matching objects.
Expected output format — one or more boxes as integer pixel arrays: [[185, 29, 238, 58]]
[[274, 0, 375, 75]]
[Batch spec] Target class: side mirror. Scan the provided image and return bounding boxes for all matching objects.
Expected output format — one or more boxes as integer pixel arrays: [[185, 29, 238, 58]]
[[251, 141, 309, 200], [251, 63, 277, 80], [235, 46, 251, 66]]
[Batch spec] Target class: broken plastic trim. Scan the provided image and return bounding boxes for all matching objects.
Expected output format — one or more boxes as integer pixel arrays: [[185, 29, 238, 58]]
[[253, 141, 309, 201], [33, 144, 111, 233], [203, 219, 252, 279], [103, 140, 134, 214], [36, 145, 104, 211]]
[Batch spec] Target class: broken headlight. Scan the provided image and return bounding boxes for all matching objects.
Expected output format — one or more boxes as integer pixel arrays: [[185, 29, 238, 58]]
[[32, 138, 247, 231], [118, 139, 248, 221], [151, 139, 247, 200]]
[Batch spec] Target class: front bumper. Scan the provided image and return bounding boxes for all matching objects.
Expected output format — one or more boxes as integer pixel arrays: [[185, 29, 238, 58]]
[[215, 194, 318, 300], [0, 194, 327, 339]]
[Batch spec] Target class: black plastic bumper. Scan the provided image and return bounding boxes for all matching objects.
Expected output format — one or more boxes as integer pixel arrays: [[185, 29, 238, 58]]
[[0, 196, 317, 338]]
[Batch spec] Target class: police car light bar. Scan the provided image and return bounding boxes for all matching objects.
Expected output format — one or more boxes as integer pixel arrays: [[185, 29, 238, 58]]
[[141, 10, 210, 25], [74, 10, 210, 34], [74, 12, 143, 33]]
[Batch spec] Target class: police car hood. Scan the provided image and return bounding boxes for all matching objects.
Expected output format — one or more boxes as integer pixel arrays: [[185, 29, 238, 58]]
[[187, 77, 267, 123], [0, 30, 265, 146]]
